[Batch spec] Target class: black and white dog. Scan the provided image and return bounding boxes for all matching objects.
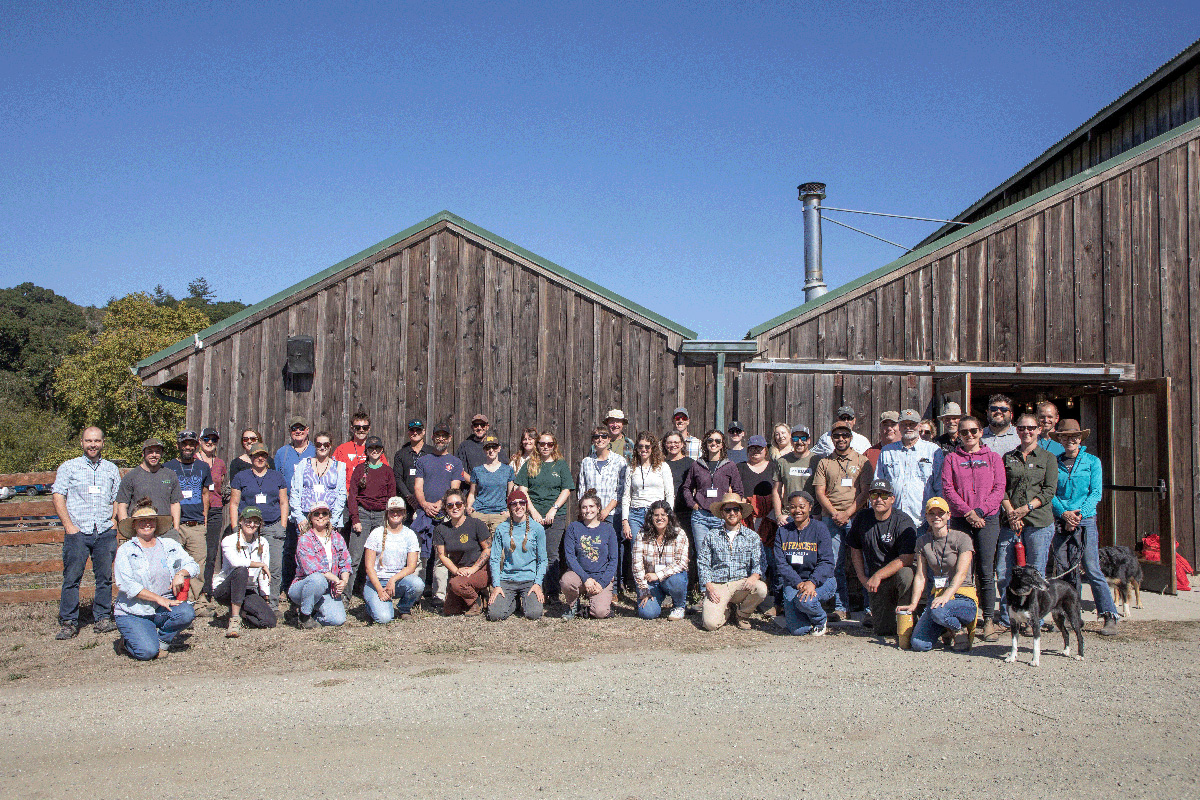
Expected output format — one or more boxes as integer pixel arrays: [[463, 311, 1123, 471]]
[[1003, 566, 1084, 666], [1099, 545, 1143, 618]]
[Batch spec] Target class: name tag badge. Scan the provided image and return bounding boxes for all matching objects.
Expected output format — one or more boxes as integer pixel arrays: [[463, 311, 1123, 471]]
[[182, 490, 193, 499], [706, 488, 718, 497], [789, 467, 804, 477], [409, 468, 417, 476], [840, 477, 854, 487], [208, 483, 216, 491], [255, 493, 268, 505], [789, 554, 804, 565], [88, 485, 101, 494], [933, 576, 948, 589]]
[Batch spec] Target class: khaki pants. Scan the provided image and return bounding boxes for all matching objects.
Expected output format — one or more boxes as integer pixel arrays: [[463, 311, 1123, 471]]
[[702, 577, 769, 631], [177, 522, 207, 601], [470, 511, 507, 534]]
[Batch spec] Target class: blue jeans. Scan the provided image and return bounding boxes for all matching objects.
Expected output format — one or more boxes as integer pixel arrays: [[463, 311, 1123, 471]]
[[607, 512, 632, 590], [363, 574, 425, 623], [690, 509, 723, 549], [115, 603, 195, 660], [1054, 516, 1119, 618], [286, 573, 347, 626], [59, 528, 117, 626], [829, 520, 851, 614], [781, 576, 837, 635], [627, 507, 648, 537], [637, 572, 688, 619], [910, 595, 977, 651], [996, 523, 1055, 625]]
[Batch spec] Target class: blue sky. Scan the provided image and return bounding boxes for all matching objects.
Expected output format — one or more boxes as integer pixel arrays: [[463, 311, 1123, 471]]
[[3, 1, 1197, 339]]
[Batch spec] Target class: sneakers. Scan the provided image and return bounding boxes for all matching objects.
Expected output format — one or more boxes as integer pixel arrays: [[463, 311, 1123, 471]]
[[1099, 616, 1119, 636], [298, 613, 319, 630], [54, 624, 79, 640], [561, 600, 578, 620], [93, 617, 117, 634], [668, 607, 685, 621], [734, 617, 751, 630], [226, 615, 242, 638], [811, 621, 827, 636]]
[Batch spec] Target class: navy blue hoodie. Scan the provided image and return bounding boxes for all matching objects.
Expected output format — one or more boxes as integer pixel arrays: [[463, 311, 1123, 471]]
[[773, 518, 835, 592]]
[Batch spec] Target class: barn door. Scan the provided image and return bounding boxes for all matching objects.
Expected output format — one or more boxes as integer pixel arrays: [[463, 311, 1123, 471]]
[[1099, 377, 1176, 594], [935, 372, 971, 418]]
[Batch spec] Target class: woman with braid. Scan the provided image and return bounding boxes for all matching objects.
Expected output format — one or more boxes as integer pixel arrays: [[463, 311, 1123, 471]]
[[362, 496, 424, 623], [487, 488, 547, 621], [212, 506, 277, 636]]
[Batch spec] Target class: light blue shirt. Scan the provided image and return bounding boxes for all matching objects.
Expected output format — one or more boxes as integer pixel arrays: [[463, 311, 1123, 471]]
[[51, 455, 121, 534], [876, 439, 944, 523], [1038, 436, 1065, 457], [113, 536, 200, 617], [490, 519, 547, 584], [275, 442, 316, 486]]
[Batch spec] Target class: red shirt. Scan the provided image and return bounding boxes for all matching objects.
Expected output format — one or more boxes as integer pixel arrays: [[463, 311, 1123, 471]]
[[333, 440, 390, 474]]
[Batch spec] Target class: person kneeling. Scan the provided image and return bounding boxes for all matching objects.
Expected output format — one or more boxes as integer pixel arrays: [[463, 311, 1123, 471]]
[[773, 491, 836, 635], [213, 506, 278, 637], [698, 492, 768, 631], [560, 490, 618, 619], [898, 497, 978, 651], [363, 496, 424, 623], [287, 501, 351, 628], [113, 499, 200, 660], [633, 500, 689, 620], [487, 489, 547, 621], [847, 478, 916, 638]]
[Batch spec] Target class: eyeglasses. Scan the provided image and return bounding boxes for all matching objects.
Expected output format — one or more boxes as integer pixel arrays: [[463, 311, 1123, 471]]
[[315, 442, 332, 449], [310, 510, 331, 518], [352, 424, 370, 431], [988, 405, 1010, 413], [509, 499, 527, 507], [959, 428, 981, 437], [242, 436, 258, 443], [1016, 425, 1039, 432], [445, 501, 465, 509], [673, 415, 688, 421]]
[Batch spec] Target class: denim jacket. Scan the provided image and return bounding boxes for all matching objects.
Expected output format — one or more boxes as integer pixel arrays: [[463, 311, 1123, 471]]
[[114, 536, 200, 617]]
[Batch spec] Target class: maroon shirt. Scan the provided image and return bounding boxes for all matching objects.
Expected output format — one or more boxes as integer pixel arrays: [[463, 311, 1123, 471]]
[[347, 463, 396, 525]]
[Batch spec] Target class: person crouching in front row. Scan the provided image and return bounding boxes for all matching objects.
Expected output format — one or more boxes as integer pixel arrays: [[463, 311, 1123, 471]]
[[698, 492, 768, 631], [772, 491, 836, 636], [288, 501, 351, 628], [362, 496, 425, 623], [213, 505, 278, 637]]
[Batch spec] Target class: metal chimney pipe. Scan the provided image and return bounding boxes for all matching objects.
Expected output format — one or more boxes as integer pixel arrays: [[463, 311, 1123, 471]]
[[798, 182, 828, 302]]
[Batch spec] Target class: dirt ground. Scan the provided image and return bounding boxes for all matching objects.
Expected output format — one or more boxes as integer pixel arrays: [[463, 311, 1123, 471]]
[[1, 597, 1199, 799]]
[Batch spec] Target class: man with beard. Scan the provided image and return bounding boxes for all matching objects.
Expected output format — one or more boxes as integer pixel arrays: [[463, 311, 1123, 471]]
[[981, 394, 1019, 457], [116, 438, 182, 541], [877, 409, 944, 524]]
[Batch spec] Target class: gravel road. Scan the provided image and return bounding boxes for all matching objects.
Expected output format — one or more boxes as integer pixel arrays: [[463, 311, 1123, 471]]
[[1, 598, 1197, 800]]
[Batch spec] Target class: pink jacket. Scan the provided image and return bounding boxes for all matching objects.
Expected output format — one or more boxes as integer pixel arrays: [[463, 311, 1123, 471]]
[[941, 445, 1005, 518]]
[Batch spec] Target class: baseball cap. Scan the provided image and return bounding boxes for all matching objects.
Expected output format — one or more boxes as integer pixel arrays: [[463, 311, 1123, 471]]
[[199, 427, 219, 440], [471, 414, 489, 425], [899, 409, 922, 424], [386, 496, 406, 511], [239, 506, 263, 521], [248, 443, 269, 457], [836, 405, 856, 419], [364, 435, 384, 450], [142, 438, 165, 452], [673, 407, 689, 419], [747, 434, 768, 448], [868, 478, 894, 496], [790, 424, 811, 437], [288, 415, 308, 430], [177, 430, 199, 443], [432, 421, 452, 435], [604, 409, 626, 422], [879, 411, 899, 423], [728, 420, 744, 432], [830, 421, 853, 434], [308, 500, 331, 515], [407, 419, 424, 430], [925, 497, 950, 514], [482, 434, 500, 448]]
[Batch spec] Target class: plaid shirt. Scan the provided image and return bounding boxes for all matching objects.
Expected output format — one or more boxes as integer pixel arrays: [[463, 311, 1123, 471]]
[[51, 455, 121, 534], [697, 524, 763, 586], [632, 528, 689, 591], [684, 436, 702, 460], [295, 529, 352, 582], [578, 454, 628, 515]]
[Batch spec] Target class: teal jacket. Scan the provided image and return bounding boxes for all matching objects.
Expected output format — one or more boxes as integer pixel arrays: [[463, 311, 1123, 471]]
[[1052, 447, 1103, 520], [490, 518, 547, 584]]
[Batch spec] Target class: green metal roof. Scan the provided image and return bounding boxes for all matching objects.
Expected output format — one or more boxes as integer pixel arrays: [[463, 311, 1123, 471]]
[[135, 211, 697, 372], [745, 113, 1200, 339]]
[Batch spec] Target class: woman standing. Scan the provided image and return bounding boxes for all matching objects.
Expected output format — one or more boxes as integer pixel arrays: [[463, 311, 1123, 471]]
[[362, 497, 424, 623], [212, 506, 277, 636], [288, 501, 351, 628], [510, 427, 538, 473], [291, 432, 348, 529], [560, 490, 619, 620], [768, 423, 794, 461], [433, 488, 492, 616], [680, 430, 745, 548], [622, 432, 675, 543], [467, 435, 516, 533], [487, 489, 547, 621], [515, 432, 574, 598], [899, 497, 977, 652], [112, 499, 200, 660], [632, 500, 689, 620], [196, 427, 227, 600], [228, 428, 275, 482]]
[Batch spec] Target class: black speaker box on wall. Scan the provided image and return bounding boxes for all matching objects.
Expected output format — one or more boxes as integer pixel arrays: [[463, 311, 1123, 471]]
[[287, 335, 315, 375]]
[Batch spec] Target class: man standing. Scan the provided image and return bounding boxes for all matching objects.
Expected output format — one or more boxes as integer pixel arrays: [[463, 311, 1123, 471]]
[[591, 409, 634, 462], [697, 492, 768, 631], [811, 405, 872, 457], [1035, 401, 1065, 456], [726, 421, 748, 463], [846, 479, 917, 637], [672, 407, 702, 460], [393, 419, 427, 516], [864, 411, 901, 469], [981, 394, 1019, 457], [51, 426, 122, 639], [164, 431, 212, 601], [333, 412, 388, 475], [274, 416, 315, 487], [347, 435, 396, 598], [935, 401, 962, 453], [777, 425, 817, 524], [457, 414, 508, 483], [813, 420, 873, 623], [413, 422, 466, 603], [115, 439, 182, 540], [877, 409, 944, 523]]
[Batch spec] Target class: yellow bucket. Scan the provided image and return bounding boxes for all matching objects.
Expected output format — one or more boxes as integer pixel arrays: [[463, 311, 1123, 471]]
[[896, 610, 914, 650]]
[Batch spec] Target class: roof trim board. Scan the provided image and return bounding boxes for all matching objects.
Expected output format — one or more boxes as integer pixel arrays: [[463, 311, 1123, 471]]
[[135, 210, 697, 373], [745, 113, 1200, 339]]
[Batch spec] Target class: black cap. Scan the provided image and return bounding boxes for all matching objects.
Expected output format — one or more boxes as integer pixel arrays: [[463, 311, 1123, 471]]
[[728, 420, 744, 432], [432, 421, 452, 435], [365, 435, 384, 450], [407, 419, 424, 430], [199, 427, 219, 440], [177, 430, 199, 443], [868, 478, 894, 496]]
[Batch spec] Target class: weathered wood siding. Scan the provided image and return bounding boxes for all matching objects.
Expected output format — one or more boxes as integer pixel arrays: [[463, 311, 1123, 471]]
[[746, 123, 1200, 561], [180, 221, 688, 477]]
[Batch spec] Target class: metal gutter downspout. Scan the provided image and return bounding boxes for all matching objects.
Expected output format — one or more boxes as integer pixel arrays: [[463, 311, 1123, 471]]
[[715, 352, 726, 432], [679, 341, 761, 430]]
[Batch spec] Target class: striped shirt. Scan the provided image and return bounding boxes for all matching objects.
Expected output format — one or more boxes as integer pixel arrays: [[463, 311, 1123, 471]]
[[632, 528, 689, 591], [697, 524, 763, 586], [51, 455, 121, 534]]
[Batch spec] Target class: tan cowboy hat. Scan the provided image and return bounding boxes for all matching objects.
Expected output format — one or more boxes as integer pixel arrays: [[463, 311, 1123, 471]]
[[1049, 419, 1091, 442], [118, 499, 173, 538], [708, 491, 753, 518]]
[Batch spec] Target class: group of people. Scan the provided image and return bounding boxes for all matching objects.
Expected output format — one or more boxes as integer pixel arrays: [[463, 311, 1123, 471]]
[[49, 396, 1120, 660]]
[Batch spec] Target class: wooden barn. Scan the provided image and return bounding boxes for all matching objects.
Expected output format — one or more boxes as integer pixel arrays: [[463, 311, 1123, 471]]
[[725, 40, 1200, 591], [134, 211, 711, 474]]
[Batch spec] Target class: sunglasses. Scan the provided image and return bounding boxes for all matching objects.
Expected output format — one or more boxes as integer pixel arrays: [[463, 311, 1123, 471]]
[[509, 499, 527, 507], [831, 433, 851, 439], [310, 510, 331, 518], [290, 425, 307, 432], [869, 491, 891, 500], [352, 424, 370, 431], [592, 434, 610, 440], [705, 438, 723, 444], [792, 435, 809, 442], [721, 506, 742, 514], [636, 444, 651, 450], [366, 447, 383, 453], [201, 437, 218, 443], [409, 428, 424, 434], [988, 405, 1010, 413], [315, 442, 332, 448], [472, 422, 488, 428], [445, 501, 465, 509], [1016, 425, 1039, 432], [959, 428, 981, 436], [537, 441, 554, 447], [242, 436, 258, 443], [838, 415, 854, 421]]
